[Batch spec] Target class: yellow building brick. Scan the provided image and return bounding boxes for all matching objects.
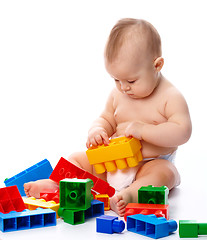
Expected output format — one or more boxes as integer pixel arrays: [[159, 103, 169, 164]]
[[95, 194, 110, 211], [23, 197, 60, 218], [86, 137, 142, 174]]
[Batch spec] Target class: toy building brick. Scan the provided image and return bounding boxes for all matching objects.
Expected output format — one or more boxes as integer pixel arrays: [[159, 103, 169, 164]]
[[85, 200, 104, 219], [0, 186, 26, 214], [22, 197, 59, 218], [58, 200, 104, 225], [59, 178, 93, 210], [0, 208, 56, 232], [59, 208, 85, 225], [96, 215, 125, 234], [138, 185, 169, 205], [58, 178, 99, 225], [49, 157, 115, 197], [124, 203, 169, 221], [179, 220, 207, 238], [4, 159, 53, 196], [86, 137, 142, 174], [127, 214, 177, 239], [95, 194, 110, 211], [40, 189, 59, 203]]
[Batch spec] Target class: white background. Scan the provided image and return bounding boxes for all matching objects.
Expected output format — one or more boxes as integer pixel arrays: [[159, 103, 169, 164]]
[[0, 1, 207, 239]]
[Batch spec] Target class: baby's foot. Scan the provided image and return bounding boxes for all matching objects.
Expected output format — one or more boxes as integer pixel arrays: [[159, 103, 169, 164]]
[[24, 179, 59, 198], [110, 194, 127, 217]]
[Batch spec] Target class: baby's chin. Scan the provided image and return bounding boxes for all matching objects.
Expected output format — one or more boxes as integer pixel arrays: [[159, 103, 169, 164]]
[[125, 91, 153, 99], [125, 93, 144, 99], [119, 89, 149, 99]]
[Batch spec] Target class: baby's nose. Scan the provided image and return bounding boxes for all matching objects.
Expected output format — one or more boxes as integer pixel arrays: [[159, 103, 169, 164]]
[[121, 82, 130, 91]]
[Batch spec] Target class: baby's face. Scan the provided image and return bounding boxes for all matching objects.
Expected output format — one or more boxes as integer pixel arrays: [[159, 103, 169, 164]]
[[105, 46, 160, 99]]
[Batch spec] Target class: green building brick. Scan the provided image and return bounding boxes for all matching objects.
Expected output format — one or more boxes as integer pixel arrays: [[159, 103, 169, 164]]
[[138, 185, 169, 205], [58, 208, 85, 225], [179, 220, 207, 238], [59, 178, 93, 211]]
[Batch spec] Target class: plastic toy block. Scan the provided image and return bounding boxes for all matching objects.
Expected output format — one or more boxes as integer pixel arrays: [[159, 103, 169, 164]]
[[96, 215, 125, 234], [127, 214, 177, 239], [179, 220, 207, 238], [95, 194, 110, 211], [0, 208, 56, 232], [4, 159, 53, 196], [40, 189, 59, 203], [82, 171, 115, 197], [0, 186, 26, 214], [91, 190, 96, 199], [22, 197, 60, 218], [49, 157, 115, 197], [86, 137, 143, 174], [58, 200, 104, 225], [138, 185, 169, 205], [124, 203, 169, 221], [59, 178, 93, 210], [85, 200, 104, 219], [58, 208, 85, 225], [50, 157, 85, 182]]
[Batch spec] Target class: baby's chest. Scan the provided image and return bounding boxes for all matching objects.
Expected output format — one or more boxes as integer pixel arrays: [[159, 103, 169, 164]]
[[114, 98, 167, 125]]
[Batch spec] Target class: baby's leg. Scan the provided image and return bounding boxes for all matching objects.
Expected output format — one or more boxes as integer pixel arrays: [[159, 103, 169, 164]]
[[110, 159, 180, 216], [67, 151, 107, 181], [24, 151, 106, 197], [68, 151, 93, 173]]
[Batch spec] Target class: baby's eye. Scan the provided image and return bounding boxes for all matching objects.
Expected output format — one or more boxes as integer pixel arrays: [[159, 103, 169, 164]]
[[128, 80, 136, 84], [114, 79, 120, 83]]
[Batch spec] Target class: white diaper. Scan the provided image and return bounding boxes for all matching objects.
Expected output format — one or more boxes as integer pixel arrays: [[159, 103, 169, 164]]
[[107, 151, 176, 192], [107, 166, 140, 192], [143, 151, 176, 163]]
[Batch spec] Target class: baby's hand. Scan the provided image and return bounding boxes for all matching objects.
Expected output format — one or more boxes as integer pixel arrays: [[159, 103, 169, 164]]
[[86, 127, 110, 148], [125, 121, 145, 140]]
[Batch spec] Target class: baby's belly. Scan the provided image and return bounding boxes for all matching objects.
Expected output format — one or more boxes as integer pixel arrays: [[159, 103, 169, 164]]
[[140, 141, 177, 158]]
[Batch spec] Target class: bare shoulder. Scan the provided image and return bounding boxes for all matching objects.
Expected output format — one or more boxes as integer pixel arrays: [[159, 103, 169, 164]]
[[106, 87, 119, 101], [159, 78, 188, 106], [159, 77, 183, 97], [101, 88, 118, 116], [108, 87, 123, 106], [160, 78, 191, 120], [110, 87, 121, 98]]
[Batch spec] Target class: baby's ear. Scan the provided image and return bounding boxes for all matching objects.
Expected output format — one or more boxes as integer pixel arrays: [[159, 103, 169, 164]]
[[154, 57, 164, 72]]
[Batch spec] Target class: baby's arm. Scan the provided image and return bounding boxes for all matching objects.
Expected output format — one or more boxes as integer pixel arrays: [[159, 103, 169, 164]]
[[86, 89, 117, 148], [126, 90, 192, 148]]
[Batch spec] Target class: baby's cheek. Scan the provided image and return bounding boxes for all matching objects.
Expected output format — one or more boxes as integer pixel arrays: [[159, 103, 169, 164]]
[[115, 84, 123, 93], [136, 85, 153, 98]]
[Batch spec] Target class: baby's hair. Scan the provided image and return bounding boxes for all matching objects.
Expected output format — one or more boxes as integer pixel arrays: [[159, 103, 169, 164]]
[[105, 18, 162, 62]]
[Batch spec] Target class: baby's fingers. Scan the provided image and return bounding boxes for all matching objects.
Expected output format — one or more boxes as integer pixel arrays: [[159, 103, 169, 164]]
[[86, 136, 98, 148], [101, 132, 110, 145], [88, 135, 104, 147], [95, 135, 103, 145], [86, 131, 109, 148], [86, 138, 92, 148], [124, 127, 131, 138]]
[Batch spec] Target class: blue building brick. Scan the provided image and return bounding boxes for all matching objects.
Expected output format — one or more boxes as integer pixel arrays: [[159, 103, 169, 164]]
[[127, 214, 177, 239], [85, 200, 104, 219], [0, 208, 56, 232], [96, 215, 125, 234], [4, 159, 53, 196]]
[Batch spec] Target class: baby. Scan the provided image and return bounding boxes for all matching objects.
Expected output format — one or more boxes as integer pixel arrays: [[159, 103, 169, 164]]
[[24, 18, 192, 216]]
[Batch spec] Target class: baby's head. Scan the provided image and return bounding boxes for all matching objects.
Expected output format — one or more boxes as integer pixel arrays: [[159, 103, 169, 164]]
[[105, 18, 164, 98]]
